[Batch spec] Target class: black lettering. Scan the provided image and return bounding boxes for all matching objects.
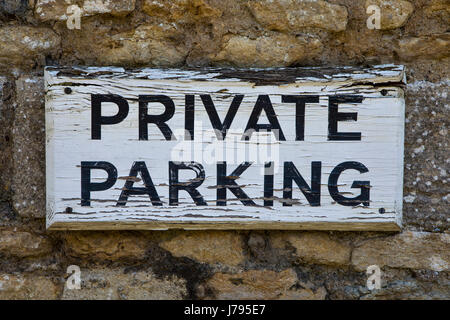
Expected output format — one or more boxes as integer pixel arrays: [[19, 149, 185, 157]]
[[91, 94, 129, 140], [283, 161, 321, 206], [139, 95, 175, 141], [242, 95, 286, 141], [81, 161, 117, 206], [217, 162, 256, 206], [200, 94, 243, 140], [169, 161, 206, 206], [185, 95, 195, 140], [264, 162, 274, 206], [116, 161, 162, 206], [328, 161, 370, 206], [282, 95, 319, 141], [328, 95, 363, 141]]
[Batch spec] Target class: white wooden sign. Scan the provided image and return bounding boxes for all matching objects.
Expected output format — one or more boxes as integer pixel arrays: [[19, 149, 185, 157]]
[[45, 65, 405, 231]]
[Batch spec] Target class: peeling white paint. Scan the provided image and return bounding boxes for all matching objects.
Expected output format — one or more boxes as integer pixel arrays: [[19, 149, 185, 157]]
[[45, 66, 405, 231]]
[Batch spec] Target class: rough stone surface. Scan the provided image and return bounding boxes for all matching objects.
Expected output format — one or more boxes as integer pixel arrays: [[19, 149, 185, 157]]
[[11, 76, 46, 218], [55, 20, 187, 67], [424, 0, 450, 17], [63, 231, 150, 260], [0, 26, 60, 70], [35, 0, 136, 21], [142, 0, 222, 23], [0, 0, 28, 17], [396, 33, 450, 61], [0, 0, 448, 300], [160, 231, 244, 266], [247, 0, 348, 32], [34, 0, 68, 21], [61, 268, 187, 300], [271, 232, 351, 266], [205, 269, 326, 299], [360, 278, 450, 300], [352, 231, 450, 271], [0, 229, 52, 258], [0, 274, 59, 299], [210, 33, 322, 67], [0, 77, 13, 201], [365, 0, 414, 30], [403, 81, 449, 232], [82, 0, 136, 16], [101, 24, 188, 66]]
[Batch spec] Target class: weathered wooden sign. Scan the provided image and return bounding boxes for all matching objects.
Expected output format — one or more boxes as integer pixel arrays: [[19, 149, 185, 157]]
[[45, 65, 405, 231]]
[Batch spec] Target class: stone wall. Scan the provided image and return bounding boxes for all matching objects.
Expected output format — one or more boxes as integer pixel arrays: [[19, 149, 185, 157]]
[[0, 0, 448, 300]]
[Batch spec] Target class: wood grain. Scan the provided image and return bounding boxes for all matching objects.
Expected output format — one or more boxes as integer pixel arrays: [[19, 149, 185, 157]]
[[45, 65, 405, 231]]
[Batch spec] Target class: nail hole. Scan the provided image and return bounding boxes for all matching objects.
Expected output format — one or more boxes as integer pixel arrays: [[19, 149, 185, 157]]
[[379, 208, 385, 214], [65, 207, 73, 213], [64, 87, 72, 94], [380, 89, 388, 96]]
